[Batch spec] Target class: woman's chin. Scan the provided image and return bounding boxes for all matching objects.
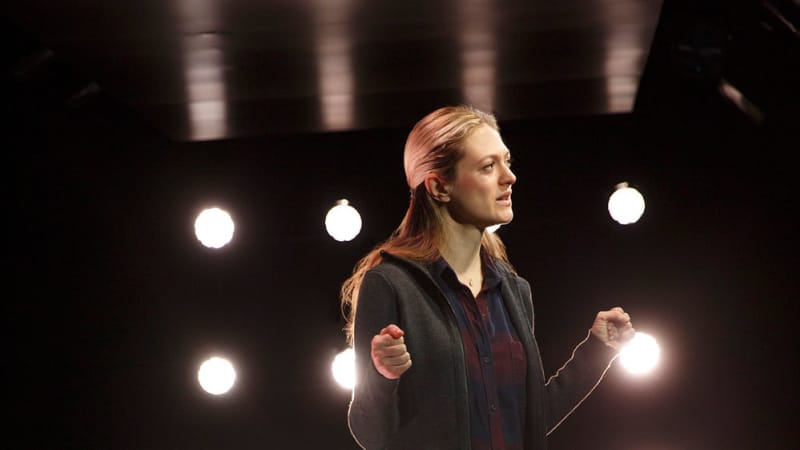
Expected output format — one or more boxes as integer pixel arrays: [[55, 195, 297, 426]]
[[483, 216, 512, 230], [498, 211, 514, 224]]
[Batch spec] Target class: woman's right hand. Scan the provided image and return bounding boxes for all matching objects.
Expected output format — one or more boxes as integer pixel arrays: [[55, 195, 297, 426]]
[[371, 324, 412, 379]]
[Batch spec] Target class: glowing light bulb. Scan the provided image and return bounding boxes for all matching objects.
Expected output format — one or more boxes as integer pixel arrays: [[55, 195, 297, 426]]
[[325, 199, 362, 242], [608, 182, 645, 225], [331, 347, 356, 390], [619, 332, 660, 375], [194, 207, 235, 248], [197, 356, 237, 395]]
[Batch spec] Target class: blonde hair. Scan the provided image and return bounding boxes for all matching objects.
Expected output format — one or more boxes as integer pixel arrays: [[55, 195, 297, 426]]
[[340, 105, 514, 343]]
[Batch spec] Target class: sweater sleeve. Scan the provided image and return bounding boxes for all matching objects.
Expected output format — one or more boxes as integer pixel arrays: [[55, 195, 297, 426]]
[[514, 276, 618, 436], [347, 269, 403, 450], [543, 330, 619, 435]]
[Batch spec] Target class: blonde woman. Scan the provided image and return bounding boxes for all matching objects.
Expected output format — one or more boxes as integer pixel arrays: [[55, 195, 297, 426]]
[[342, 105, 635, 450]]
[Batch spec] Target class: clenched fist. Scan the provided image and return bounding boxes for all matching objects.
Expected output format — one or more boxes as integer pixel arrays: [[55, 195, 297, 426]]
[[371, 324, 413, 379], [591, 306, 636, 349]]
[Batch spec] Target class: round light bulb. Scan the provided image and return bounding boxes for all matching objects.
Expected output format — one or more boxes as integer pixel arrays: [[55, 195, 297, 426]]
[[194, 207, 235, 248], [331, 348, 356, 390], [619, 332, 660, 375], [325, 199, 362, 242], [197, 356, 237, 395], [608, 182, 645, 225]]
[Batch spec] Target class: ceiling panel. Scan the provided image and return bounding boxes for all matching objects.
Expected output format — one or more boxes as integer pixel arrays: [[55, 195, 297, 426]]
[[6, 0, 664, 140]]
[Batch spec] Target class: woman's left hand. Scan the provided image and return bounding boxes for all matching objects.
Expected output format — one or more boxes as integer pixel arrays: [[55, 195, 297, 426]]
[[591, 306, 636, 349]]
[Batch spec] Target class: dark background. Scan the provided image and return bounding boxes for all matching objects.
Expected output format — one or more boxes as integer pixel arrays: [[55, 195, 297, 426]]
[[5, 1, 799, 449]]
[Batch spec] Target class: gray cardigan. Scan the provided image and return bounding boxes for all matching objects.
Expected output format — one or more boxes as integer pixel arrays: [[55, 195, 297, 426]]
[[348, 252, 617, 450]]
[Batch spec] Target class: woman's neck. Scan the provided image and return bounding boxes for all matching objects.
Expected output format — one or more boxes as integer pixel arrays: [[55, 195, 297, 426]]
[[439, 216, 483, 280]]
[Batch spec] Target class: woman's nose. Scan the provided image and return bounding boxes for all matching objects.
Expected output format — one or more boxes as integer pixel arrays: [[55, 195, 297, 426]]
[[502, 166, 517, 185]]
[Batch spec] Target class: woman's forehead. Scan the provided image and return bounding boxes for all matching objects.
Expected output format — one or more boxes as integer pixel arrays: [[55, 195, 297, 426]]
[[462, 126, 509, 158]]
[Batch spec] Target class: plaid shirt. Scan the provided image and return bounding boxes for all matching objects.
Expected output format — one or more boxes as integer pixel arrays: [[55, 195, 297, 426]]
[[430, 256, 527, 450]]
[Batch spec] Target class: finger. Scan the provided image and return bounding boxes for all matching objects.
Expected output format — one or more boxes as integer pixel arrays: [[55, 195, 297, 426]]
[[605, 308, 630, 324], [383, 358, 413, 379], [397, 357, 413, 373], [380, 324, 405, 339], [373, 332, 404, 349], [606, 323, 619, 340], [374, 343, 408, 358], [619, 326, 636, 343], [374, 330, 403, 343], [373, 352, 413, 379], [372, 333, 407, 352], [389, 357, 413, 374], [382, 352, 412, 368]]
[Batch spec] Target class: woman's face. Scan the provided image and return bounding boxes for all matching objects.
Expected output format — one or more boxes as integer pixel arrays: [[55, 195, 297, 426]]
[[445, 124, 516, 229]]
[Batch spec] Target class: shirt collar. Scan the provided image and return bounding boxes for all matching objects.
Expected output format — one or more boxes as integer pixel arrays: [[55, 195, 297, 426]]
[[429, 251, 503, 290]]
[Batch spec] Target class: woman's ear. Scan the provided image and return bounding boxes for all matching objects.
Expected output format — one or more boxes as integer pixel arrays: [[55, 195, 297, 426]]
[[424, 174, 451, 203]]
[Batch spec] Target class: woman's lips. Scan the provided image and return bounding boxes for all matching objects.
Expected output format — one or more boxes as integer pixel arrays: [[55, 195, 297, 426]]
[[496, 191, 512, 206]]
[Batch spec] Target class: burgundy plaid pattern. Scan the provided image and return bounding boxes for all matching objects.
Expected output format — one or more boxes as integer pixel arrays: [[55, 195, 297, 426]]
[[430, 257, 527, 450]]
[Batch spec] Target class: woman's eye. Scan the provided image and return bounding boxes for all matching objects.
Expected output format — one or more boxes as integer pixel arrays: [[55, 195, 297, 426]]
[[483, 162, 495, 170], [505, 158, 513, 167]]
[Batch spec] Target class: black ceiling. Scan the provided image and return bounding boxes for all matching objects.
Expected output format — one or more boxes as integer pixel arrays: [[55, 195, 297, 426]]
[[7, 0, 669, 140], [6, 1, 799, 140]]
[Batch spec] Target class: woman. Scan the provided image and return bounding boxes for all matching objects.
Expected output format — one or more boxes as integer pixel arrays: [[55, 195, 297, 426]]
[[341, 105, 635, 450]]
